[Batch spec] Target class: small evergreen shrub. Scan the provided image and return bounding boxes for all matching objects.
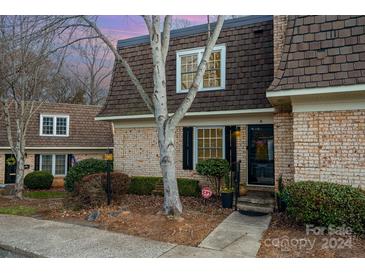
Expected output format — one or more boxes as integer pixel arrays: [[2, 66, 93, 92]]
[[64, 158, 107, 192], [196, 159, 230, 196], [177, 178, 200, 197], [128, 176, 161, 195], [24, 171, 54, 190], [284, 181, 365, 234]]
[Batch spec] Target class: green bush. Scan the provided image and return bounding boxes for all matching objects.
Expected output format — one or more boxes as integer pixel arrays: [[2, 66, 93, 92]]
[[283, 181, 365, 234], [196, 158, 230, 195], [127, 176, 200, 197], [64, 158, 107, 192], [177, 178, 200, 197], [128, 176, 161, 195], [24, 171, 54, 190]]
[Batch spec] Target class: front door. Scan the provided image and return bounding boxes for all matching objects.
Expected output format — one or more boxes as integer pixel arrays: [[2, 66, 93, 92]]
[[248, 125, 274, 186], [5, 154, 17, 184]]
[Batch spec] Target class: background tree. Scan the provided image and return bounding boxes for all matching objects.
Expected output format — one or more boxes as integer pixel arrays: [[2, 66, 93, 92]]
[[70, 34, 113, 105], [80, 15, 225, 216]]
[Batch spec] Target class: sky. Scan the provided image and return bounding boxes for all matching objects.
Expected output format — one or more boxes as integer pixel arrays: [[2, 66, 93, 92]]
[[97, 16, 209, 42]]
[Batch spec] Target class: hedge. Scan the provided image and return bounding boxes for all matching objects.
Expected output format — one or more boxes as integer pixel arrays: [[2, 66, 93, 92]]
[[128, 176, 161, 195], [24, 171, 54, 190], [127, 176, 200, 197], [64, 158, 107, 192], [283, 181, 365, 234]]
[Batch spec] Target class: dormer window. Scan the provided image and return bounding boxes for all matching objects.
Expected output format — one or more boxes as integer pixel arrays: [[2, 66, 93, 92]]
[[40, 114, 69, 137], [176, 44, 226, 93]]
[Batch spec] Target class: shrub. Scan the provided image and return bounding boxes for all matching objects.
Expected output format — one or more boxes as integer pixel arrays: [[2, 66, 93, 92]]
[[177, 178, 200, 197], [196, 159, 230, 196], [283, 181, 365, 234], [24, 171, 54, 190], [128, 176, 161, 195], [71, 172, 130, 209], [64, 158, 107, 192]]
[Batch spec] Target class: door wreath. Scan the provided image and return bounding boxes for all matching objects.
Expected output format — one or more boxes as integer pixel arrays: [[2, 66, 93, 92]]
[[6, 156, 16, 166]]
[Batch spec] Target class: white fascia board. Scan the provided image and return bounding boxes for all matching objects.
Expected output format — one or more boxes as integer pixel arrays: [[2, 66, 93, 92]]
[[95, 108, 275, 121], [266, 84, 365, 98]]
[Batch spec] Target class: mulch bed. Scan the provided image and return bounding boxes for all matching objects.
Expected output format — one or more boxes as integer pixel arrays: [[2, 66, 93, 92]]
[[0, 194, 232, 246], [257, 213, 365, 258]]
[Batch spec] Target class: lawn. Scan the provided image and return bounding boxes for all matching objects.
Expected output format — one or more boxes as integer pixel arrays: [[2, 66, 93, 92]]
[[0, 205, 36, 216], [257, 213, 365, 258], [24, 191, 67, 199]]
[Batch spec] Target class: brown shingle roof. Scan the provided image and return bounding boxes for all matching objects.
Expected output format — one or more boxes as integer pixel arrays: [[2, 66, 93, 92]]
[[269, 15, 365, 91], [98, 16, 274, 117], [0, 102, 113, 148]]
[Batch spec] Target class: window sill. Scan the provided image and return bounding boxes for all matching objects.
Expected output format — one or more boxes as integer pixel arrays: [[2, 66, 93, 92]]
[[176, 87, 225, 94]]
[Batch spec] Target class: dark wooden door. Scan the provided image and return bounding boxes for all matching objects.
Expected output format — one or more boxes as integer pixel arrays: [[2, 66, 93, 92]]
[[5, 154, 17, 184], [248, 125, 274, 186]]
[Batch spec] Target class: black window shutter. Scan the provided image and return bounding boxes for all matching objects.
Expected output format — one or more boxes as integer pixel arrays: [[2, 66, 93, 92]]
[[225, 126, 238, 169], [183, 127, 193, 170], [225, 126, 232, 164], [34, 154, 40, 171], [67, 154, 73, 171]]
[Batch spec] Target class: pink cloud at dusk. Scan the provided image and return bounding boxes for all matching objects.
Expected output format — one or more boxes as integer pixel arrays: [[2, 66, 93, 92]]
[[97, 15, 209, 42]]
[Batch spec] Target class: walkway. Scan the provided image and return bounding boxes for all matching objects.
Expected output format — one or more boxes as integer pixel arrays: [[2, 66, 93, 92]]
[[0, 212, 271, 258]]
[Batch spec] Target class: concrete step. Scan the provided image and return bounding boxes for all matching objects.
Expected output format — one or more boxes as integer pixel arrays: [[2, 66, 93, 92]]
[[236, 202, 274, 214], [0, 184, 15, 196], [237, 195, 275, 206]]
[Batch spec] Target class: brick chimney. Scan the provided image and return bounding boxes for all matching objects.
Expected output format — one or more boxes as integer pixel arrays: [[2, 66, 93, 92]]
[[273, 16, 288, 76]]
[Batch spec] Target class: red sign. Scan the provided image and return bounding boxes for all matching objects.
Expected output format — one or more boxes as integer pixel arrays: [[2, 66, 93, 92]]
[[201, 186, 213, 199]]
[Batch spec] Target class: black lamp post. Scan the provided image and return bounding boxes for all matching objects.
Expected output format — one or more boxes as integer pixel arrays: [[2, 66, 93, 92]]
[[104, 149, 113, 205]]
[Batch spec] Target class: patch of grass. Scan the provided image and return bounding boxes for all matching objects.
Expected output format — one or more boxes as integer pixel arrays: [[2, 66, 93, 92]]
[[0, 205, 37, 216], [24, 191, 67, 199]]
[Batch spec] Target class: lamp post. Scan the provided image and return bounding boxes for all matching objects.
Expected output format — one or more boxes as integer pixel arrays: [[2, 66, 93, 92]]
[[104, 149, 113, 205]]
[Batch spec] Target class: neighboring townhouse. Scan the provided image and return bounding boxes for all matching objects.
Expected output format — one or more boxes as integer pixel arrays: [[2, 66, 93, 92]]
[[97, 15, 276, 189], [269, 15, 365, 188], [0, 103, 113, 187], [97, 15, 365, 192]]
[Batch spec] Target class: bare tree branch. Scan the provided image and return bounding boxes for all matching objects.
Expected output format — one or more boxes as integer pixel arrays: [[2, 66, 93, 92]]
[[80, 16, 154, 114], [161, 16, 172, 64]]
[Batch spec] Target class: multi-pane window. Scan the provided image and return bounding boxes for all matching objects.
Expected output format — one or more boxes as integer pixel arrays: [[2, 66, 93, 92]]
[[176, 45, 226, 93], [40, 154, 67, 176], [42, 117, 54, 135], [195, 127, 224, 164], [55, 155, 66, 175], [203, 52, 221, 88], [40, 115, 69, 136], [180, 54, 198, 90], [56, 117, 67, 135], [40, 155, 53, 174]]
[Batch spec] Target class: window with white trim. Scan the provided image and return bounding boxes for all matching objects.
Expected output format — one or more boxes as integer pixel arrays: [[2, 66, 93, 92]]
[[40, 154, 67, 176], [176, 45, 226, 93], [194, 127, 225, 165], [40, 114, 69, 136]]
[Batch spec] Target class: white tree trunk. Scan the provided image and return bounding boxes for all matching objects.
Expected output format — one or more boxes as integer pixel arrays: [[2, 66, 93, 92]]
[[158, 126, 182, 215], [15, 147, 25, 199]]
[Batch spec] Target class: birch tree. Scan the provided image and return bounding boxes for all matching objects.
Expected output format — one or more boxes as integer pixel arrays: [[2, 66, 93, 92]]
[[0, 16, 80, 198], [80, 15, 225, 216]]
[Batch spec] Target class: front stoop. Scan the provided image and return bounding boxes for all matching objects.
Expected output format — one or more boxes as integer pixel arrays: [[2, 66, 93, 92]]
[[236, 191, 275, 214]]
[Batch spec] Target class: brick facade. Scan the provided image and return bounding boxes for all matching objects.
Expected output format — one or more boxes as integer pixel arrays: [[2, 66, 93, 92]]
[[113, 126, 249, 186], [293, 110, 365, 188], [273, 111, 295, 186]]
